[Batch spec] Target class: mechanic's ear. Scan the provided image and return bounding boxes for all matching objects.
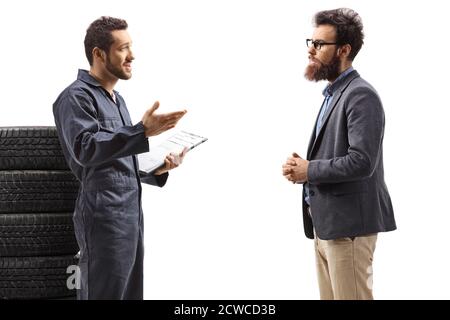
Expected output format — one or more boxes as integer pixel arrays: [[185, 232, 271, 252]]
[[92, 47, 106, 63]]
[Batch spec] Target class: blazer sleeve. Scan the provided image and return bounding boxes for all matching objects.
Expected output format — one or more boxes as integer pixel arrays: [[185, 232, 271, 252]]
[[53, 88, 149, 168], [307, 86, 385, 184]]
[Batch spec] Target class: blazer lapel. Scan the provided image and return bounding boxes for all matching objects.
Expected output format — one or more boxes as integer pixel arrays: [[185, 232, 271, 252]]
[[306, 102, 322, 159], [307, 71, 360, 159]]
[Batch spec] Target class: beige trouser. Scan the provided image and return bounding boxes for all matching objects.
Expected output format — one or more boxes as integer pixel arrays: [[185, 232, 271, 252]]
[[314, 231, 378, 300]]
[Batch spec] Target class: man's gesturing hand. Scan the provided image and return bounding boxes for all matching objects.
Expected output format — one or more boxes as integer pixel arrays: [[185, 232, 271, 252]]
[[142, 101, 187, 137]]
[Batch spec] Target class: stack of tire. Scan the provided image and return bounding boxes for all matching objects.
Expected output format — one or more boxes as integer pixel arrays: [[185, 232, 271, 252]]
[[0, 127, 80, 300]]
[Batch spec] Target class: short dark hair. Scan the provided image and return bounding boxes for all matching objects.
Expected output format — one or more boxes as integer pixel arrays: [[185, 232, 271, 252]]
[[84, 16, 128, 66], [313, 8, 364, 61]]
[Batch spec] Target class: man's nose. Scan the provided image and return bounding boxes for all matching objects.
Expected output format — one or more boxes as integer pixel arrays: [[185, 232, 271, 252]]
[[128, 49, 135, 61], [308, 45, 316, 55]]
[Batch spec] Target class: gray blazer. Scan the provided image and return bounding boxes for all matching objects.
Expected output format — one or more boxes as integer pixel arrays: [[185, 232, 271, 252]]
[[303, 70, 396, 240]]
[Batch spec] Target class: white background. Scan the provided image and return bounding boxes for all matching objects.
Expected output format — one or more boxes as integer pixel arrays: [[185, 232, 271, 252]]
[[1, 0, 449, 299]]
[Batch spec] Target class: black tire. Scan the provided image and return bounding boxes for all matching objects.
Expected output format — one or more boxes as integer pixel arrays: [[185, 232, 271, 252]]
[[0, 126, 69, 170], [0, 213, 79, 257], [0, 255, 78, 299], [0, 171, 79, 213]]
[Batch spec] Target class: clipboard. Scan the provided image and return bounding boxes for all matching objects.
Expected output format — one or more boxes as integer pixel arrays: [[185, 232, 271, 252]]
[[138, 130, 208, 174]]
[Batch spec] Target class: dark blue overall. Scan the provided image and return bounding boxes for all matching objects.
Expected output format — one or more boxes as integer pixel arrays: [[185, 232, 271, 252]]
[[53, 69, 167, 299]]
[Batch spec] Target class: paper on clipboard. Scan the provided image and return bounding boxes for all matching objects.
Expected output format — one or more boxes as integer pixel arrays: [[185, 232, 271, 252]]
[[138, 130, 208, 174]]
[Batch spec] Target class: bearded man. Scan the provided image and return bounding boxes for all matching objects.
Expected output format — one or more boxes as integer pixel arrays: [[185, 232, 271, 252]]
[[282, 8, 396, 300]]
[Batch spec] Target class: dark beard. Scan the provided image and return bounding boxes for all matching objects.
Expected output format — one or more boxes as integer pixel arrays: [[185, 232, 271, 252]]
[[304, 53, 341, 82], [105, 56, 131, 80]]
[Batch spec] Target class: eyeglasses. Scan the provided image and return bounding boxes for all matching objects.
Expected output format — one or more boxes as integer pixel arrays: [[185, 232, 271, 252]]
[[306, 39, 340, 50]]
